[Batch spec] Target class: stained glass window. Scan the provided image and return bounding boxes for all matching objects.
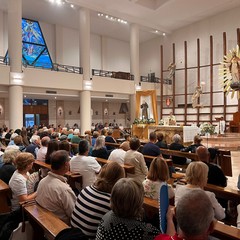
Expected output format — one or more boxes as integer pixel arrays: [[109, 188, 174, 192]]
[[5, 18, 53, 69]]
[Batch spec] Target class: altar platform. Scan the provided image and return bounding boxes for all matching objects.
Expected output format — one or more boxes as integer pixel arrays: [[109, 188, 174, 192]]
[[132, 124, 199, 145], [202, 133, 240, 150]]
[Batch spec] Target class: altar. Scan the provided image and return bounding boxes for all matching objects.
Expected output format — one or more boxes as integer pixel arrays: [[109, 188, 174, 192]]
[[132, 124, 199, 145]]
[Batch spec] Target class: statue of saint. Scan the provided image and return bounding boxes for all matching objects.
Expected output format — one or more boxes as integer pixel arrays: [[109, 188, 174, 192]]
[[140, 101, 148, 120], [167, 62, 176, 79], [192, 86, 203, 108], [227, 51, 240, 82]]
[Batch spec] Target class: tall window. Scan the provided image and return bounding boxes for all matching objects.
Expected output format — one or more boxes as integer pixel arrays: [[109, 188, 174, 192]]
[[5, 18, 53, 69]]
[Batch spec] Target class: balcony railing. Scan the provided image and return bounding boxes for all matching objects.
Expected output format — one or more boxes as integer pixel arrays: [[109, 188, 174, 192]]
[[0, 56, 9, 65], [141, 76, 172, 85], [92, 69, 134, 80], [0, 56, 83, 74]]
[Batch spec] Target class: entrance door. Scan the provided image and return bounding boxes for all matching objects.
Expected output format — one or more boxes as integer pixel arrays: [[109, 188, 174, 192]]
[[25, 114, 35, 127]]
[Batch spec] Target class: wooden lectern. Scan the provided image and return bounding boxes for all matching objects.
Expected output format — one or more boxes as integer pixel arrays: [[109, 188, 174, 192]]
[[229, 112, 240, 133]]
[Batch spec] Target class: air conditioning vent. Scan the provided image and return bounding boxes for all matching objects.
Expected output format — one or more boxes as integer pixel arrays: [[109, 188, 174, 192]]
[[46, 90, 57, 94], [105, 94, 113, 97]]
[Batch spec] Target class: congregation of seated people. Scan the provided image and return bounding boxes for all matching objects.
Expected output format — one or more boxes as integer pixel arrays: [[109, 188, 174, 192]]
[[0, 124, 238, 239]]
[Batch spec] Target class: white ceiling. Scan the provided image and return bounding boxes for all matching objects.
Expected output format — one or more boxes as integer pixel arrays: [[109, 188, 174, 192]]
[[1, 0, 240, 42]]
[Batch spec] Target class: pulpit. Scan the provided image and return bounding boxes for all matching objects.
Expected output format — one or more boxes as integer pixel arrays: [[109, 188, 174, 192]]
[[229, 112, 240, 132]]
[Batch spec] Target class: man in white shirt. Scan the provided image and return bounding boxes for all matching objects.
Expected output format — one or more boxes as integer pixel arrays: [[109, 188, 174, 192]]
[[108, 146, 126, 165], [36, 136, 50, 161], [36, 150, 77, 225], [70, 140, 101, 189]]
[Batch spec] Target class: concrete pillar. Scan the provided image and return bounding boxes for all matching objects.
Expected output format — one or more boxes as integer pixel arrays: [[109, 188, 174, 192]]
[[79, 7, 91, 134], [8, 0, 23, 129], [130, 23, 140, 123]]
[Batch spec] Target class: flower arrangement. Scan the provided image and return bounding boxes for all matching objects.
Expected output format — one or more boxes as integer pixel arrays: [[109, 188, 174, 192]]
[[133, 118, 156, 124], [159, 119, 164, 125], [200, 122, 215, 135]]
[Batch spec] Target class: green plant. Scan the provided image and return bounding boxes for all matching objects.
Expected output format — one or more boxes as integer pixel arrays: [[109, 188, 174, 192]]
[[200, 122, 215, 135]]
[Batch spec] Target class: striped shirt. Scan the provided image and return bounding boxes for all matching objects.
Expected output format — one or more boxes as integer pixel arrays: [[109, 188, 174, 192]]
[[71, 185, 111, 238]]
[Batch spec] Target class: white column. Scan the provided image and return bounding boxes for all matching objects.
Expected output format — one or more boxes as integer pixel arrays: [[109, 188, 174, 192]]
[[8, 0, 23, 129], [80, 90, 91, 133], [130, 23, 140, 85], [79, 7, 91, 134], [130, 23, 140, 123]]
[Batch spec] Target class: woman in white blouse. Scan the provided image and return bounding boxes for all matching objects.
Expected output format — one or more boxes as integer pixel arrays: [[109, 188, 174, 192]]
[[175, 161, 225, 220]]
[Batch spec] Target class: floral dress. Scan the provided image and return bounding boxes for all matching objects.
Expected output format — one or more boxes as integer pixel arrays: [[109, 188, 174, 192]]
[[142, 179, 174, 200]]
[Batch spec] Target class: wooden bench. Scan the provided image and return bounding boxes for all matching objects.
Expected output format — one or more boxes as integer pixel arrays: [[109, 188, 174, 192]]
[[0, 179, 11, 213], [34, 160, 82, 189], [160, 148, 199, 161], [23, 202, 69, 240], [96, 157, 135, 174], [204, 184, 240, 203], [104, 142, 121, 149], [143, 154, 173, 167], [217, 149, 232, 177], [143, 196, 240, 240]]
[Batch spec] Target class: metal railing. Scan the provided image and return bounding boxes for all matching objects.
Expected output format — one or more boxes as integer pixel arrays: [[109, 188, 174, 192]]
[[141, 75, 172, 85], [0, 56, 83, 74], [92, 69, 134, 80], [0, 56, 9, 65]]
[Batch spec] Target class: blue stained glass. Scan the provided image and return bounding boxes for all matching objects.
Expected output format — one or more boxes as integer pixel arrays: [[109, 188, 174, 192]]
[[35, 49, 53, 69], [5, 18, 53, 69], [22, 19, 45, 45], [22, 43, 45, 65]]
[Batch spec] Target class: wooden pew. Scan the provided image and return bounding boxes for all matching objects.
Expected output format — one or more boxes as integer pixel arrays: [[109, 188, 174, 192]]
[[104, 142, 121, 149], [23, 202, 69, 240], [143, 196, 240, 240], [217, 149, 232, 177], [160, 148, 199, 161], [0, 179, 11, 213], [204, 184, 240, 203], [96, 157, 135, 174], [34, 160, 82, 189], [143, 154, 173, 167]]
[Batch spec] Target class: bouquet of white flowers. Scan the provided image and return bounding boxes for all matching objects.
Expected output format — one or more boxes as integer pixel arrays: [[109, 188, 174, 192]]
[[200, 122, 215, 135]]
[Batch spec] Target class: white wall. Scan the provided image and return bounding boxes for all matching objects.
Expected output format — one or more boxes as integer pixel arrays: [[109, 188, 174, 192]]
[[101, 36, 130, 72], [0, 10, 4, 56]]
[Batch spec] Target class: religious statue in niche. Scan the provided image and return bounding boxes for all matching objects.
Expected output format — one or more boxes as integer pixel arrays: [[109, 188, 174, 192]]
[[104, 108, 108, 115], [140, 101, 148, 120], [220, 46, 240, 99], [192, 85, 203, 108], [167, 62, 176, 79], [58, 107, 63, 117]]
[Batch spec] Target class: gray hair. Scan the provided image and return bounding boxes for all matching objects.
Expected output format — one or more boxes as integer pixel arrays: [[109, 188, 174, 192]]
[[3, 149, 21, 164], [176, 189, 214, 238], [172, 134, 181, 143], [94, 136, 105, 150], [30, 134, 40, 143]]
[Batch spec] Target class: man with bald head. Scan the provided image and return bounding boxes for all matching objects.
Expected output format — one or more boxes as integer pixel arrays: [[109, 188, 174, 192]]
[[196, 146, 227, 187], [155, 189, 215, 240]]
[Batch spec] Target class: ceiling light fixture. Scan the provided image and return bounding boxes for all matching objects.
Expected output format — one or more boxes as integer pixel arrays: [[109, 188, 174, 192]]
[[163, 32, 166, 36], [98, 13, 127, 25]]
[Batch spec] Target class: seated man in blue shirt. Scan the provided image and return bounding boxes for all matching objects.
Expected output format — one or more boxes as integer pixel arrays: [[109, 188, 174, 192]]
[[142, 132, 161, 157]]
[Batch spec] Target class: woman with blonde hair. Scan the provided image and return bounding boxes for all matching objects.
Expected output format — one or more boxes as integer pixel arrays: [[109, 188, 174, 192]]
[[71, 161, 125, 238], [92, 135, 108, 159], [9, 152, 37, 210], [143, 157, 174, 200], [96, 178, 160, 240], [175, 161, 225, 220]]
